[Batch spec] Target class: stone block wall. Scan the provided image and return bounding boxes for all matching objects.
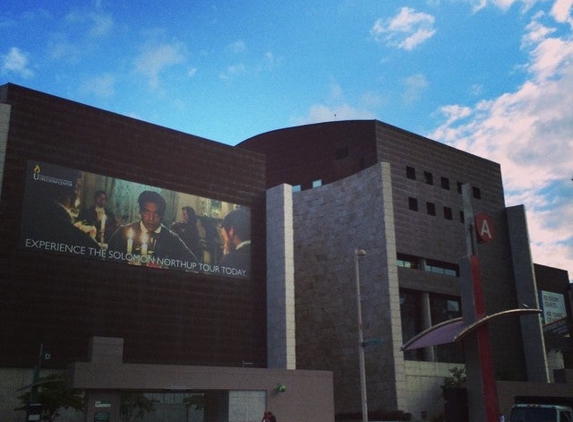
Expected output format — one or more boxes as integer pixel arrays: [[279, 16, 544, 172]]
[[293, 162, 405, 415]]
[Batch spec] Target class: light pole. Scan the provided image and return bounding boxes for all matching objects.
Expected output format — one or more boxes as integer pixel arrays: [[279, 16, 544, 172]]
[[354, 248, 368, 422]]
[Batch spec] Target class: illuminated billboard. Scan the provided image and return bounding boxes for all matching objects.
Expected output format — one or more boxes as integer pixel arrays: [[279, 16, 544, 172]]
[[19, 161, 251, 278]]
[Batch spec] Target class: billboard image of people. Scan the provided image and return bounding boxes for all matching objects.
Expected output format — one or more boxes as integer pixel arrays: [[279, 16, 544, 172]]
[[19, 160, 251, 279]]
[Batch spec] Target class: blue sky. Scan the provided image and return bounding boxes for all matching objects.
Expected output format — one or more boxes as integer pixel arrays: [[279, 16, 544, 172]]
[[1, 0, 572, 279]]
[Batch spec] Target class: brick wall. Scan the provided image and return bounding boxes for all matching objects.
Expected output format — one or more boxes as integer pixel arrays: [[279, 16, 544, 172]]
[[0, 83, 267, 368]]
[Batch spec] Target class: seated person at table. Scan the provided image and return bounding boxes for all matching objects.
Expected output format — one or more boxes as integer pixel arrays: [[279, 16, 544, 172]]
[[78, 190, 118, 244], [107, 191, 198, 270]]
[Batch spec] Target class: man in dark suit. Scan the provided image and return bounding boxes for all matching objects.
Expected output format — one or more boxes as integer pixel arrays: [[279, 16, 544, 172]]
[[219, 207, 251, 278], [107, 191, 198, 271], [78, 190, 118, 244], [20, 162, 100, 257]]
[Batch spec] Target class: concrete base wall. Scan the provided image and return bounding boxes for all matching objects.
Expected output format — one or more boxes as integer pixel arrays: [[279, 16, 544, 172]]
[[69, 336, 334, 422], [70, 361, 334, 422], [404, 361, 462, 421]]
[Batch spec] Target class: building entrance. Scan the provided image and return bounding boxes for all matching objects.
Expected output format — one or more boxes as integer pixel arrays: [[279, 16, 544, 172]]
[[131, 390, 266, 422]]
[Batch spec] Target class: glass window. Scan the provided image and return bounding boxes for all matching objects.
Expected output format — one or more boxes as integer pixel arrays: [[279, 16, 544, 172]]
[[400, 289, 423, 361], [408, 197, 418, 211], [430, 295, 461, 323], [397, 253, 419, 269], [312, 179, 322, 188], [424, 171, 433, 185], [229, 391, 266, 422], [425, 259, 459, 277], [292, 185, 301, 193], [430, 294, 464, 363], [406, 166, 416, 180], [443, 206, 453, 220], [561, 410, 572, 422], [441, 177, 450, 190], [473, 186, 481, 199], [426, 202, 436, 216]]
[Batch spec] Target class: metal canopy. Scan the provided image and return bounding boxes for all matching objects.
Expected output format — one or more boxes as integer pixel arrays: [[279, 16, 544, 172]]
[[401, 308, 542, 351]]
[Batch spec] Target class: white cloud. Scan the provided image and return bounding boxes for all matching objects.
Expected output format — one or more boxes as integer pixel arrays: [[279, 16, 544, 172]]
[[371, 7, 436, 51], [65, 10, 113, 38], [469, 0, 539, 12], [134, 42, 186, 88], [428, 9, 573, 277], [88, 13, 113, 38], [79, 73, 115, 98], [227, 40, 246, 55], [293, 81, 377, 124], [1, 47, 34, 78], [469, 83, 484, 96], [219, 63, 246, 80], [402, 73, 429, 105], [48, 36, 82, 63], [259, 51, 281, 71], [551, 0, 573, 26]]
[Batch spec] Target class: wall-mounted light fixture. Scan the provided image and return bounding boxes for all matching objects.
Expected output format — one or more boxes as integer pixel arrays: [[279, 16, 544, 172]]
[[276, 383, 286, 393]]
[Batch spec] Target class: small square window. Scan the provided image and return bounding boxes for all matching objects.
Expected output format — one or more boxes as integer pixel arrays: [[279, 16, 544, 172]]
[[441, 177, 450, 190], [443, 206, 453, 220], [426, 202, 436, 216], [408, 197, 418, 211], [406, 166, 416, 180], [473, 186, 481, 199], [292, 185, 301, 193], [312, 179, 322, 188], [424, 171, 433, 185]]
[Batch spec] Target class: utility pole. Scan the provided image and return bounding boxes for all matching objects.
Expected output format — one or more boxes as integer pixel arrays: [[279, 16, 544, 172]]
[[354, 248, 368, 422]]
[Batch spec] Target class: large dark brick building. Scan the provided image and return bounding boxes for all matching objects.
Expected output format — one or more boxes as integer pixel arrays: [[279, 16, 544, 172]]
[[240, 121, 573, 421], [0, 84, 333, 422], [0, 84, 571, 422]]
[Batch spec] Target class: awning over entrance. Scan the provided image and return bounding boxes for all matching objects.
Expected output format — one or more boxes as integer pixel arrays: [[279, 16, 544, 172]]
[[401, 318, 464, 351], [401, 308, 542, 351]]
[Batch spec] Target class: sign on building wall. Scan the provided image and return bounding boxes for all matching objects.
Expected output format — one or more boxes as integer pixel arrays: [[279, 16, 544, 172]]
[[19, 160, 251, 279], [539, 290, 567, 325], [475, 212, 495, 244]]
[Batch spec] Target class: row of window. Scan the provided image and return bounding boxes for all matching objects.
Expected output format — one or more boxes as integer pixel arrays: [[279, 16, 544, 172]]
[[406, 165, 481, 199], [397, 253, 459, 277], [408, 197, 467, 223], [292, 179, 322, 192]]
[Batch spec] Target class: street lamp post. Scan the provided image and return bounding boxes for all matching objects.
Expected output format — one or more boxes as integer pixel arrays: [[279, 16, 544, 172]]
[[354, 248, 368, 422]]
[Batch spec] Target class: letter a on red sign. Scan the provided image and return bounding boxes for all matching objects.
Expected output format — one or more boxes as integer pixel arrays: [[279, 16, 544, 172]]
[[475, 213, 495, 243]]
